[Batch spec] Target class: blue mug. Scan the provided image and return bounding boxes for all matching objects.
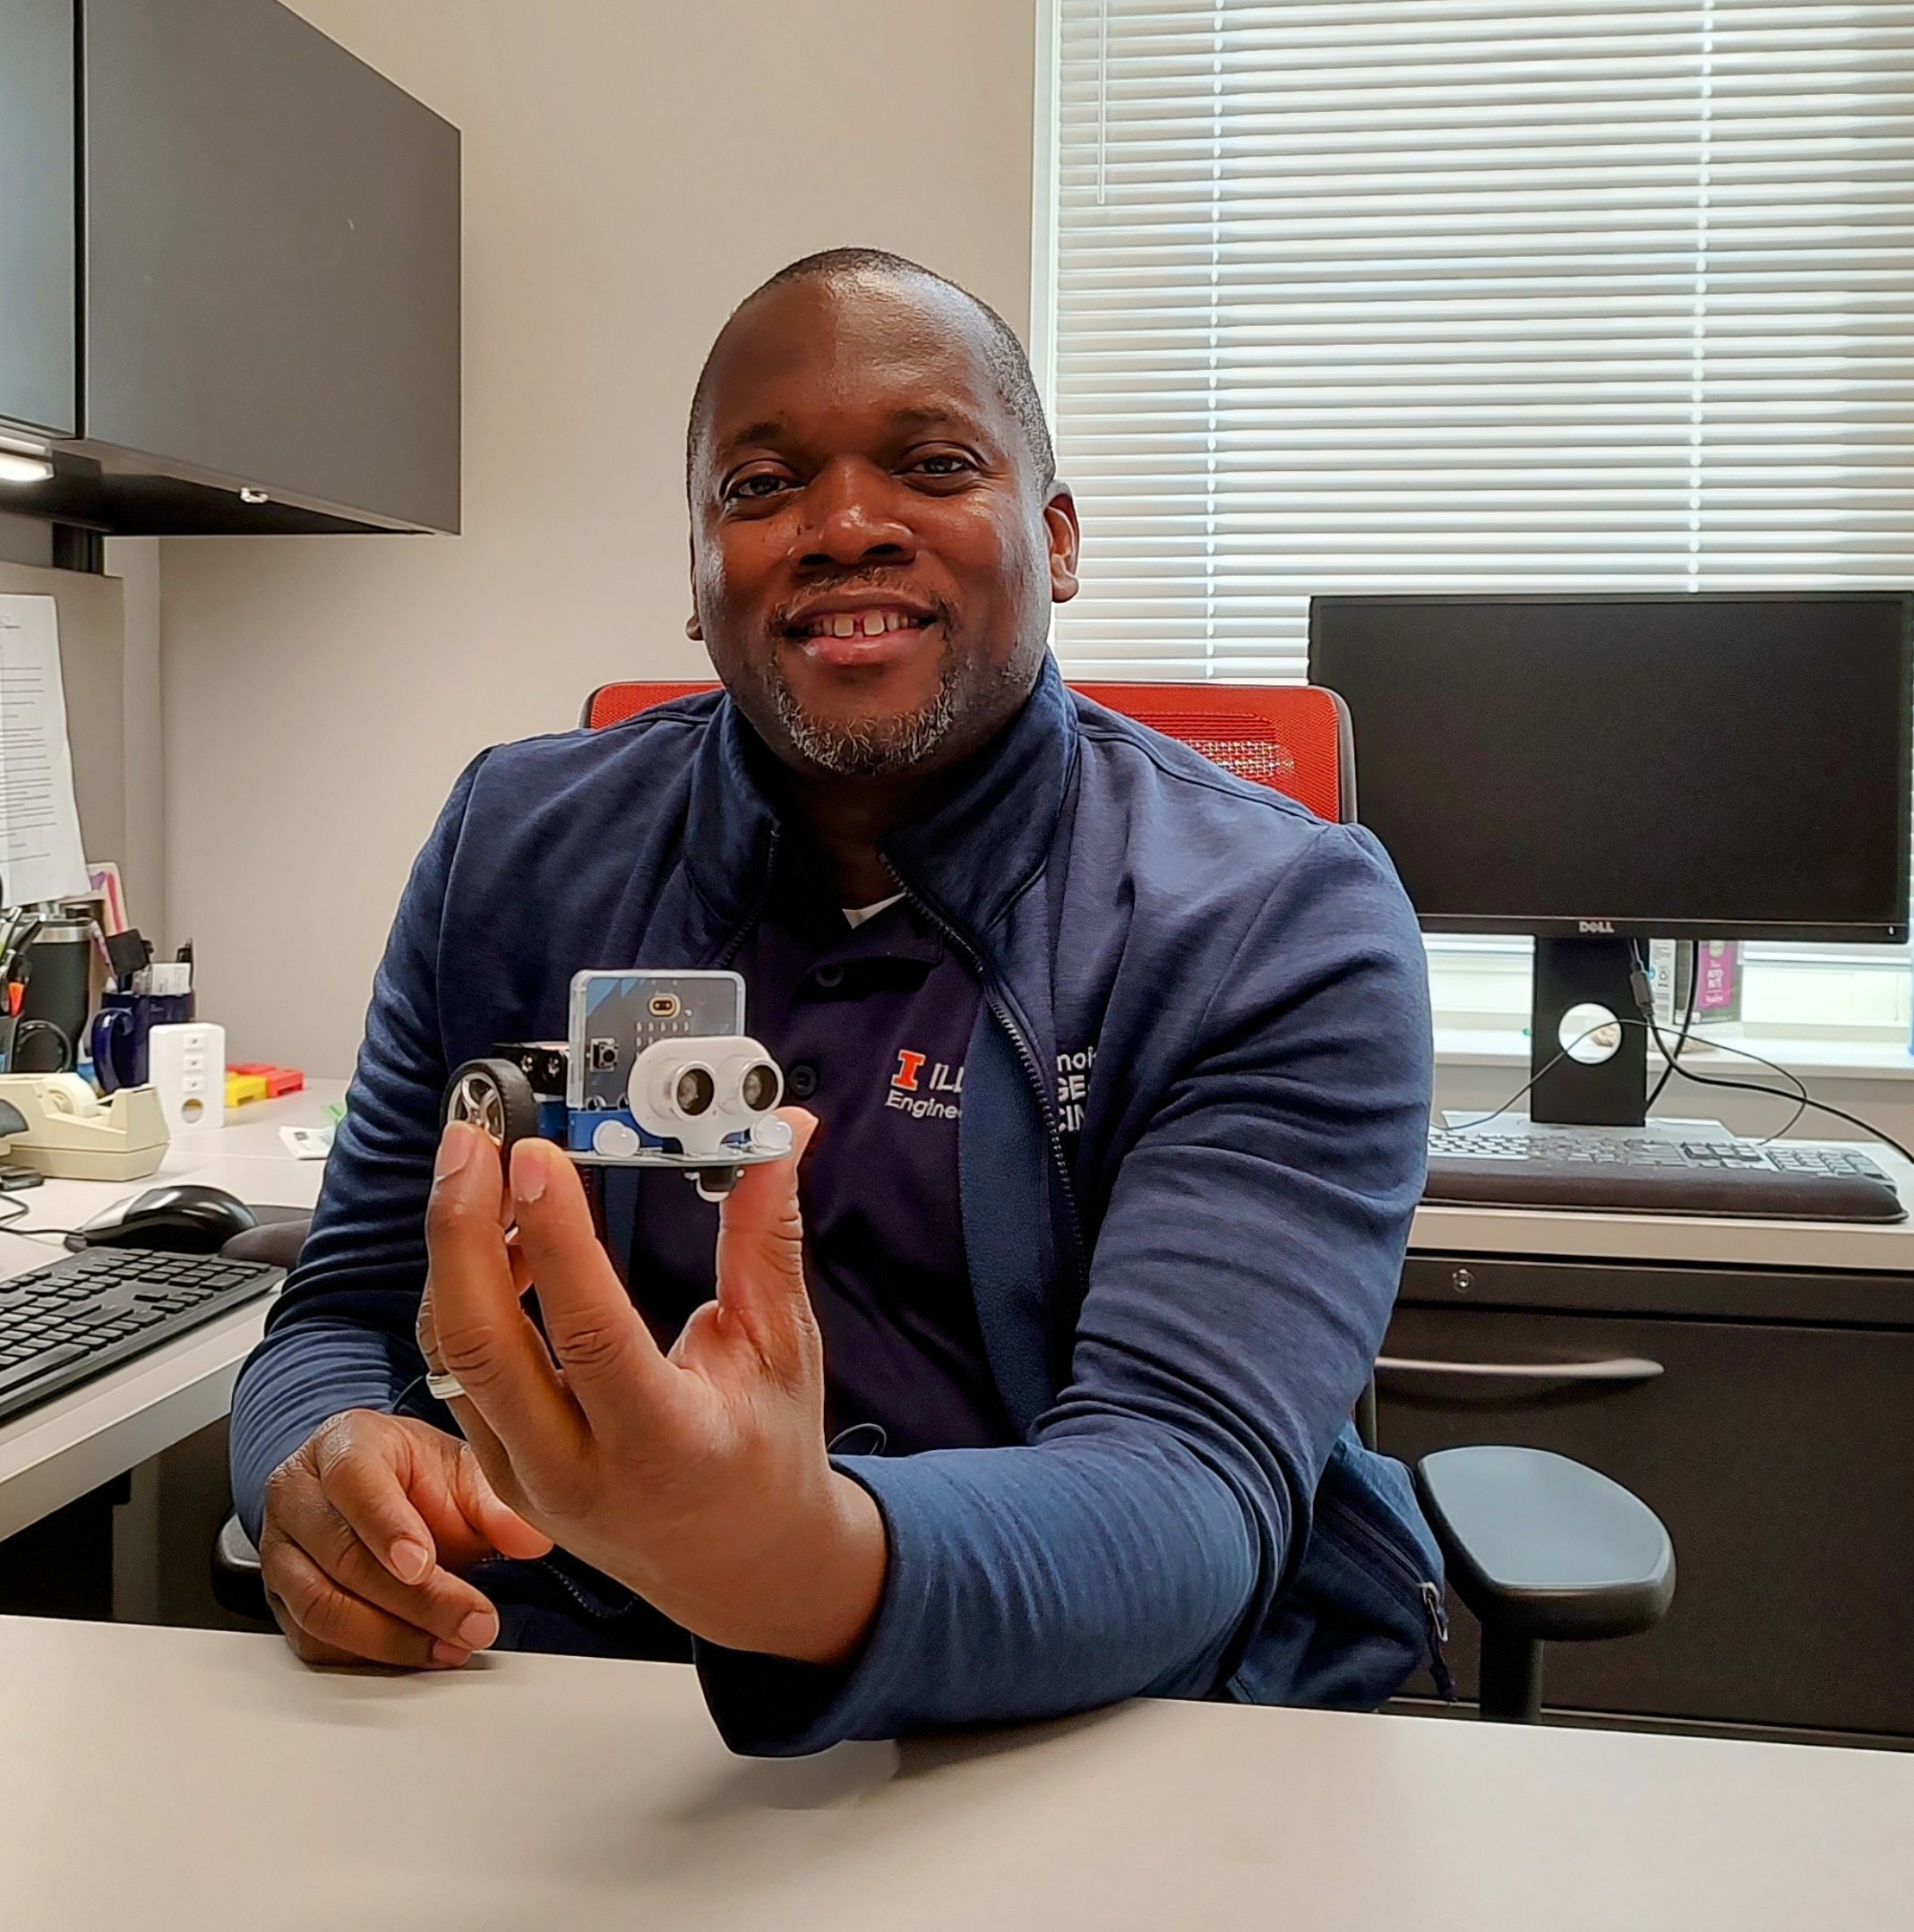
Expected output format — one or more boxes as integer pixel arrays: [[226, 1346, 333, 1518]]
[[90, 990, 196, 1092]]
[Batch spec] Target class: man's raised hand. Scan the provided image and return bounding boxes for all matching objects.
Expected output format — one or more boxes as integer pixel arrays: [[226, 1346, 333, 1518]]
[[421, 1112, 887, 1666]]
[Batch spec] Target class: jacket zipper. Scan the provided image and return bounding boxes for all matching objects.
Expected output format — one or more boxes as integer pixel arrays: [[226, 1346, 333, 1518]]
[[881, 861, 1090, 1309], [504, 1549, 639, 1621], [1317, 1488, 1455, 1700], [710, 824, 782, 970]]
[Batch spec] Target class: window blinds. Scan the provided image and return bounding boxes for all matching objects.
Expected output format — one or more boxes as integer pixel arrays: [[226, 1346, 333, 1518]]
[[1043, 1, 1914, 685]]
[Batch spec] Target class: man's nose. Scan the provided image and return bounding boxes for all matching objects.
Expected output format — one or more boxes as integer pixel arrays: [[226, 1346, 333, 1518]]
[[794, 459, 916, 571]]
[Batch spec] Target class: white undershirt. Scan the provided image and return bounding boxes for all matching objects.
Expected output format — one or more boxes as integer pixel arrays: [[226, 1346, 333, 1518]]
[[842, 893, 906, 929]]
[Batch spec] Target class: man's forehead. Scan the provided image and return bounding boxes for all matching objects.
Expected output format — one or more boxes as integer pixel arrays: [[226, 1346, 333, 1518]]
[[695, 277, 1009, 453]]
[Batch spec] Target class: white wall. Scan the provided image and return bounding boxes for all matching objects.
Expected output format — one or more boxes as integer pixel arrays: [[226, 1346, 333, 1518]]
[[159, 0, 1039, 1075]]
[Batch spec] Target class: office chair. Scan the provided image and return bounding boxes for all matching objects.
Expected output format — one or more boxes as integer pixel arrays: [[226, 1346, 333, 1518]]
[[219, 679, 1677, 1717]]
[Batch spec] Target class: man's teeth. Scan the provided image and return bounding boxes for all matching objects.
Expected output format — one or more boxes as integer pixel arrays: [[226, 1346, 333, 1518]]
[[808, 610, 923, 639]]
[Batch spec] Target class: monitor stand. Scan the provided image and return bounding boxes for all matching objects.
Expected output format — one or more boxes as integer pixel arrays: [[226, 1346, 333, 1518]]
[[1528, 935, 1648, 1128]]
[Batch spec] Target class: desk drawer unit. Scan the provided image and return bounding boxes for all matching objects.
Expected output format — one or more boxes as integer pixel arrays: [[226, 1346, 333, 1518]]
[[1381, 1256, 1914, 1743]]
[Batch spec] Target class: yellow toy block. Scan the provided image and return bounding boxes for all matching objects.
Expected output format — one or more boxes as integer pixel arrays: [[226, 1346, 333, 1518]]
[[226, 1070, 270, 1107]]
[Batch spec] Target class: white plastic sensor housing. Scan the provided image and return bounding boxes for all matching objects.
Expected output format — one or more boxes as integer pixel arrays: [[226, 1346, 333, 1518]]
[[626, 1035, 784, 1159]]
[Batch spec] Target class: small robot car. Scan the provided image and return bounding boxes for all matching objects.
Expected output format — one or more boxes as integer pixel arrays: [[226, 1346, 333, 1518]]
[[443, 970, 788, 1201]]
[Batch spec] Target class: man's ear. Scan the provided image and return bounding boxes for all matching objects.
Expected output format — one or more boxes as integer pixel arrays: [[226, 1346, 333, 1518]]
[[1044, 485, 1081, 604], [686, 532, 703, 640]]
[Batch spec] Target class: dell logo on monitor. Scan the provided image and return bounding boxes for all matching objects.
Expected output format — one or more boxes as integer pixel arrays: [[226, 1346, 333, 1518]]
[[1579, 919, 1618, 934]]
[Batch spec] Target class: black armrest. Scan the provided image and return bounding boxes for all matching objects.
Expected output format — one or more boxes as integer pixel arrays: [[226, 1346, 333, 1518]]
[[211, 1513, 271, 1625], [1415, 1444, 1674, 1642], [1414, 1445, 1674, 1722]]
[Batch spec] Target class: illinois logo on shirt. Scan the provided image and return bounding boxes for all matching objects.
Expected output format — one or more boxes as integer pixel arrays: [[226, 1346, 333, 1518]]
[[888, 1048, 962, 1121]]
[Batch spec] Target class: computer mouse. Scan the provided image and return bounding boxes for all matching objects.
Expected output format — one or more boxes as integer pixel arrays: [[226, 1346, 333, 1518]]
[[73, 1183, 260, 1255]]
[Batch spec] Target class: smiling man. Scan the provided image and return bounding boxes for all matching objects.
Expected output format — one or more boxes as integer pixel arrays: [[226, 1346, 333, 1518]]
[[229, 249, 1443, 1753]]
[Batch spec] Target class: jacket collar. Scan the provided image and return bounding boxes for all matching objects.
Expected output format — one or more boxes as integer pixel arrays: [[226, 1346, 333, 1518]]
[[681, 655, 1078, 946]]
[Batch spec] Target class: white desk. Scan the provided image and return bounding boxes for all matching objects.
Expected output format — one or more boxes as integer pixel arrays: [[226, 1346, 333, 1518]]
[[0, 1617, 1906, 1931], [0, 1082, 337, 1541]]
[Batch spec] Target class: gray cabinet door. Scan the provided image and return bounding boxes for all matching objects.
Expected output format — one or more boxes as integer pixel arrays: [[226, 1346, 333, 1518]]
[[0, 0, 77, 437], [81, 0, 459, 530], [1378, 1302, 1914, 1739]]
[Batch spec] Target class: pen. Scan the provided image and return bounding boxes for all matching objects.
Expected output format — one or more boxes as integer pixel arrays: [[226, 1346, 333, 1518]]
[[0, 917, 43, 984]]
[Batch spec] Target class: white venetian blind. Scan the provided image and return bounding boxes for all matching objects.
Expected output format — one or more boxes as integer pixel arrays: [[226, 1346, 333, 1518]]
[[1045, 0, 1914, 684]]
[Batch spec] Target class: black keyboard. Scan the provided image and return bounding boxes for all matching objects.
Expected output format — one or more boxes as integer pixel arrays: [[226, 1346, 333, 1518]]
[[0, 1248, 283, 1428], [1424, 1129, 1905, 1223]]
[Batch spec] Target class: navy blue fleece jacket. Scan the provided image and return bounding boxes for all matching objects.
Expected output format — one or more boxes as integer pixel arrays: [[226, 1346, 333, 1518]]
[[231, 658, 1440, 1751]]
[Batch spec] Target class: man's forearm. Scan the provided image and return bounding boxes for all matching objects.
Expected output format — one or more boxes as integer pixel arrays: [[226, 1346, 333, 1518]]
[[228, 1320, 423, 1541], [696, 1430, 1266, 1756]]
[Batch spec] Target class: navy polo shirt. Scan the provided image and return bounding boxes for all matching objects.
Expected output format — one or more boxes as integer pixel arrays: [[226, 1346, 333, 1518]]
[[620, 865, 1009, 1455]]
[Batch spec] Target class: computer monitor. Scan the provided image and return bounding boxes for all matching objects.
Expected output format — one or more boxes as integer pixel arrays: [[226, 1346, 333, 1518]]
[[1308, 592, 1913, 1125]]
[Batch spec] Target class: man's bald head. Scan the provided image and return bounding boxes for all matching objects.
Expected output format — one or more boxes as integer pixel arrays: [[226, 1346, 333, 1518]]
[[687, 248, 1056, 495], [682, 248, 1080, 789]]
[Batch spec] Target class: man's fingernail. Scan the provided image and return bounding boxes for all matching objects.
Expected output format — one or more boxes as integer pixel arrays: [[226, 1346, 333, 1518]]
[[458, 1610, 498, 1651], [430, 1640, 472, 1667], [435, 1124, 476, 1181], [391, 1538, 431, 1584], [511, 1148, 547, 1207]]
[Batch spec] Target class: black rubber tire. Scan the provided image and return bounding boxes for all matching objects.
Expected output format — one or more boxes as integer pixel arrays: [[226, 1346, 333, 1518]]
[[443, 1057, 542, 1155]]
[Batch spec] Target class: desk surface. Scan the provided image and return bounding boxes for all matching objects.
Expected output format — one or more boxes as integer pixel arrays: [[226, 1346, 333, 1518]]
[[0, 1083, 336, 1539], [0, 1618, 1908, 1932]]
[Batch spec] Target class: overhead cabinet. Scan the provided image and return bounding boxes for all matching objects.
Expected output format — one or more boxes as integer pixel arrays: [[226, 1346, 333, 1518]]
[[0, 0, 459, 535], [0, 0, 76, 442]]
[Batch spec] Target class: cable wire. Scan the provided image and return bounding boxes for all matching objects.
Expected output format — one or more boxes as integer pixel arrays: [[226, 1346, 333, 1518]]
[[1444, 1018, 1636, 1132], [0, 1192, 80, 1241], [1634, 1003, 1914, 1167], [1641, 940, 1698, 1115], [1450, 996, 1914, 1169]]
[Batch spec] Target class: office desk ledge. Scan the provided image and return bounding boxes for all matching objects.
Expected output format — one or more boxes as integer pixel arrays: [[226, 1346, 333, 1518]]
[[0, 1619, 1909, 1929], [0, 1085, 333, 1540], [0, 1292, 274, 1541]]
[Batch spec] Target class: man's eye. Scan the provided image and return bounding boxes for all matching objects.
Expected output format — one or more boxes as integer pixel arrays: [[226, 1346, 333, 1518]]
[[725, 473, 792, 502], [907, 454, 974, 479]]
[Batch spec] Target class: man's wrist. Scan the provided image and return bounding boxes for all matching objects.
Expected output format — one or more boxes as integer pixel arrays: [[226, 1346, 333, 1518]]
[[779, 1469, 888, 1667], [662, 1468, 888, 1666]]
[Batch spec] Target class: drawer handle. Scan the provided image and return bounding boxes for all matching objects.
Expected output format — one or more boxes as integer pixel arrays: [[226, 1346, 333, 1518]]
[[1374, 1355, 1664, 1385]]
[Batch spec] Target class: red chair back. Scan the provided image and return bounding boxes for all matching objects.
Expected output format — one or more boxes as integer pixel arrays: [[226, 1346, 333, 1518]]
[[1074, 683, 1355, 824], [581, 681, 721, 730], [583, 679, 1354, 824]]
